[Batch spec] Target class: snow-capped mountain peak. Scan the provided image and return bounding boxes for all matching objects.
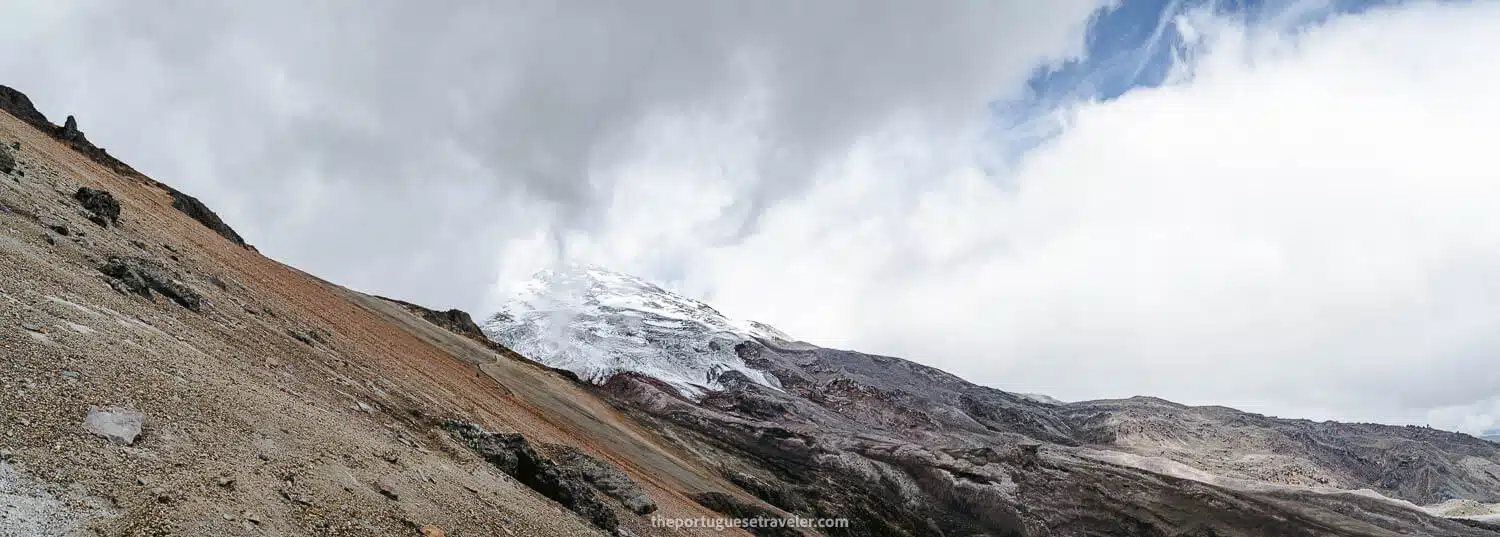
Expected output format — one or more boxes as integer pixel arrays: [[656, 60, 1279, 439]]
[[482, 265, 788, 397]]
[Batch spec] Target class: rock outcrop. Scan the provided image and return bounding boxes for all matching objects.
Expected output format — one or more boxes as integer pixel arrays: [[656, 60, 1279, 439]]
[[0, 142, 14, 174], [0, 85, 51, 129], [99, 256, 203, 312], [690, 492, 807, 537], [73, 187, 121, 227], [543, 443, 657, 515], [1, 85, 251, 248], [168, 188, 247, 246], [377, 297, 488, 343], [60, 115, 87, 144], [444, 421, 621, 533]]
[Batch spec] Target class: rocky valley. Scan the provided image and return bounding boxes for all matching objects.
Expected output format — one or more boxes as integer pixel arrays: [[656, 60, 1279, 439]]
[[2, 83, 1499, 537]]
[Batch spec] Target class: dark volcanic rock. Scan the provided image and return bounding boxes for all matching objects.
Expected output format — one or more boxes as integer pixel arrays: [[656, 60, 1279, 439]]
[[386, 299, 487, 342], [543, 443, 657, 515], [691, 492, 807, 537], [375, 296, 570, 378], [0, 142, 14, 174], [168, 188, 247, 246], [425, 308, 486, 340], [0, 85, 143, 178], [73, 187, 121, 227], [0, 85, 51, 129], [100, 256, 202, 312], [444, 421, 619, 532], [60, 115, 87, 143]]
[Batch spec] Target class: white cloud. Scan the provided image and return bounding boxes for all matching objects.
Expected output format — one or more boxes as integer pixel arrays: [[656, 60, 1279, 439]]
[[644, 1, 1500, 433], [7, 1, 1499, 433], [0, 0, 1105, 314]]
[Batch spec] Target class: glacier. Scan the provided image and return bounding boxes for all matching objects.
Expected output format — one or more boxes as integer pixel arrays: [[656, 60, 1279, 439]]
[[481, 265, 789, 398]]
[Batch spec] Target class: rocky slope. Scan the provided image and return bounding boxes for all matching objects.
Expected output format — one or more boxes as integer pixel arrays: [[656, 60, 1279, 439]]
[[0, 85, 755, 537], [1065, 397, 1500, 505], [490, 265, 1500, 536], [3, 82, 1498, 536]]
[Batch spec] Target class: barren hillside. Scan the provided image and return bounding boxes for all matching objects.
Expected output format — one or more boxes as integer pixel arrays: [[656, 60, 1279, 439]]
[[3, 84, 1499, 537], [0, 86, 751, 537]]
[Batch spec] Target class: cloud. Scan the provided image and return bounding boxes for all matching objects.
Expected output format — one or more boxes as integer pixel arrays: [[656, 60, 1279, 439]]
[[0, 0, 1103, 312], [6, 0, 1497, 434], [670, 0, 1500, 433]]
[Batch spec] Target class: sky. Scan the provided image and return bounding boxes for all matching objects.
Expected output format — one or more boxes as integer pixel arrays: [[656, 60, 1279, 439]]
[[3, 0, 1500, 434]]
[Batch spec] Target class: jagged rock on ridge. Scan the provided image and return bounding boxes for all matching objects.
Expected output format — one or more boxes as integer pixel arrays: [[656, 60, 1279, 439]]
[[0, 85, 51, 129], [168, 188, 248, 247], [60, 115, 87, 143], [83, 407, 145, 445], [377, 296, 488, 342]]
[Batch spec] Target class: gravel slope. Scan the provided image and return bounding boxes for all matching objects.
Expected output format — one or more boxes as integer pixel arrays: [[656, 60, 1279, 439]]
[[0, 93, 744, 537]]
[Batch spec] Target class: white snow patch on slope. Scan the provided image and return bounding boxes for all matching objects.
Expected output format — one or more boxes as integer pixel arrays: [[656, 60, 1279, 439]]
[[483, 265, 789, 398]]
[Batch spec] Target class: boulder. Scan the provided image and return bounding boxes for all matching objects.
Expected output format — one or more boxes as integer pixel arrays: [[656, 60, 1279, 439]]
[[83, 407, 145, 445], [99, 256, 202, 312], [0, 143, 14, 174], [73, 187, 120, 227], [545, 444, 657, 515], [445, 421, 619, 532]]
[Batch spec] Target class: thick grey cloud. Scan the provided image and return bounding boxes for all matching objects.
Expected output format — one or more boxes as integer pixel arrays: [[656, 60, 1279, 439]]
[[0, 0, 1101, 311], [10, 1, 1494, 435]]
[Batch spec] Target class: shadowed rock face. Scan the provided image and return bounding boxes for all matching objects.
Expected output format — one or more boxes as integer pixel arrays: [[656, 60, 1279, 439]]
[[591, 338, 1500, 537], [0, 85, 51, 129], [444, 422, 623, 533], [543, 443, 658, 515], [0, 143, 15, 174], [99, 256, 203, 312], [73, 187, 120, 227], [60, 116, 87, 144], [691, 491, 808, 537], [168, 188, 247, 247], [377, 296, 488, 343]]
